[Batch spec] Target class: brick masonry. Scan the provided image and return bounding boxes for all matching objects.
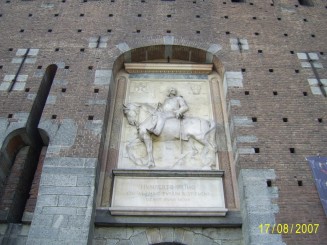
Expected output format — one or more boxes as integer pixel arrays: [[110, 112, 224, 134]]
[[0, 0, 326, 245]]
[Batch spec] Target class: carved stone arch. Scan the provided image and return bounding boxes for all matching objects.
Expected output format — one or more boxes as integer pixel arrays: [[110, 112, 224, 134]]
[[96, 43, 239, 220]]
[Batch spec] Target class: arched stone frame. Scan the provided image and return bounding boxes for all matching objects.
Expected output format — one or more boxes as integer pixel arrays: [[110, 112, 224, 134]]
[[0, 64, 57, 222], [96, 43, 240, 221], [0, 127, 49, 222]]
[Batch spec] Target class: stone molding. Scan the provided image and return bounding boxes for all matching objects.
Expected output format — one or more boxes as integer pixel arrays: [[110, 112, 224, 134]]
[[125, 63, 213, 74]]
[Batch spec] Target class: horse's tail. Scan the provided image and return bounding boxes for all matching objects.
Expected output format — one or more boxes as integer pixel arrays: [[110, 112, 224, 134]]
[[204, 120, 216, 136], [204, 120, 217, 151]]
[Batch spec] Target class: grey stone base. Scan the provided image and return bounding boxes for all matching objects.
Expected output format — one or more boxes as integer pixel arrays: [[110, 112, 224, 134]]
[[95, 210, 242, 227], [93, 227, 243, 245]]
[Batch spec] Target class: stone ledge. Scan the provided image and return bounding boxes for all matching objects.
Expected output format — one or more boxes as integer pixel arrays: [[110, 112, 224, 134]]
[[95, 210, 242, 227], [125, 63, 213, 74]]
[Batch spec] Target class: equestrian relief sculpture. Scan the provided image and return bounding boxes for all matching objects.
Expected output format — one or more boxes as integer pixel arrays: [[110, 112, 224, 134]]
[[123, 87, 218, 170]]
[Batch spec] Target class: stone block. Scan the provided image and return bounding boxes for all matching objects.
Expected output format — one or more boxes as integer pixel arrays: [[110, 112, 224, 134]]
[[146, 228, 161, 244], [36, 194, 59, 206], [85, 120, 104, 136], [116, 240, 132, 245], [313, 62, 323, 68], [38, 119, 59, 140], [84, 158, 97, 168], [207, 44, 222, 54], [58, 228, 89, 241], [94, 227, 133, 240], [301, 61, 311, 68], [12, 82, 26, 91], [106, 240, 119, 245], [12, 57, 23, 63], [86, 99, 107, 105], [46, 95, 57, 105], [225, 72, 243, 88], [238, 148, 255, 154], [296, 53, 307, 59], [3, 75, 15, 81], [130, 231, 148, 245], [27, 94, 36, 100], [183, 230, 194, 245], [51, 119, 77, 147], [39, 186, 93, 196], [230, 99, 241, 107], [32, 214, 54, 226], [99, 43, 107, 48], [159, 227, 174, 242], [233, 116, 253, 127], [310, 86, 322, 95], [77, 176, 94, 187], [163, 35, 174, 45], [193, 233, 217, 245], [76, 207, 93, 216], [308, 52, 319, 60], [116, 42, 130, 53], [0, 82, 11, 91], [239, 39, 249, 50], [52, 215, 69, 229], [16, 49, 29, 56], [95, 70, 112, 85], [237, 135, 258, 143], [67, 215, 89, 229], [58, 195, 88, 207], [173, 228, 184, 243], [16, 48, 38, 56], [203, 228, 243, 240], [41, 174, 77, 186], [17, 75, 28, 82], [42, 166, 95, 176], [93, 239, 107, 245], [25, 58, 37, 64], [28, 226, 59, 239], [308, 78, 318, 86], [0, 224, 8, 235], [56, 62, 65, 69], [14, 112, 29, 120], [34, 70, 44, 77], [53, 80, 68, 86], [221, 240, 243, 245], [41, 207, 77, 215]]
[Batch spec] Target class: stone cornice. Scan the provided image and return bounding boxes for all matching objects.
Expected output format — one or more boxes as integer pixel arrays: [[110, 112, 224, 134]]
[[125, 63, 213, 74]]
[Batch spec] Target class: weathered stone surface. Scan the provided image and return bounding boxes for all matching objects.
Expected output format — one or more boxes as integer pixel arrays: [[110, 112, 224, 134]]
[[95, 70, 112, 85], [159, 227, 174, 242], [146, 228, 161, 244], [239, 169, 285, 245], [130, 232, 148, 245]]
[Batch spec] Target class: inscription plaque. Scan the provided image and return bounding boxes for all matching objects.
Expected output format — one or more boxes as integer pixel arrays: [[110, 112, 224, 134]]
[[110, 170, 228, 216]]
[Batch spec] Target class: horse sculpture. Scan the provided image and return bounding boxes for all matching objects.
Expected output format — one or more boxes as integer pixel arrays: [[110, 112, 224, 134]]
[[123, 103, 218, 169]]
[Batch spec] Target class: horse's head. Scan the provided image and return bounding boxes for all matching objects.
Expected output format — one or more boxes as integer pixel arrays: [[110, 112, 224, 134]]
[[123, 103, 140, 126]]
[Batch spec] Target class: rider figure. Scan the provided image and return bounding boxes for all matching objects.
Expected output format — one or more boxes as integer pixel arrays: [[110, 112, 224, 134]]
[[152, 87, 189, 136]]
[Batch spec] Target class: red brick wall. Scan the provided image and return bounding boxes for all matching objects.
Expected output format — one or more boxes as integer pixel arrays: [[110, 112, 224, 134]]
[[24, 146, 47, 213]]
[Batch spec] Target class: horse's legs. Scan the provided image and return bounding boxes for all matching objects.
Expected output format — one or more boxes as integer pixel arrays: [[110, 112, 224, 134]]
[[140, 132, 155, 168], [192, 135, 216, 168]]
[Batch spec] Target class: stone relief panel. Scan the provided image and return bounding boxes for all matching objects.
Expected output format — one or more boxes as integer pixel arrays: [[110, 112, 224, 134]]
[[119, 78, 220, 170]]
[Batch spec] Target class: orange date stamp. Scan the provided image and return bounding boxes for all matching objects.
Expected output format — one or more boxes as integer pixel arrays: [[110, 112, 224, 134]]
[[258, 224, 319, 234]]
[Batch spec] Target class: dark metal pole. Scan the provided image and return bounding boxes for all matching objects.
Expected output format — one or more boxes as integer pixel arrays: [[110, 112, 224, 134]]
[[8, 48, 30, 92]]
